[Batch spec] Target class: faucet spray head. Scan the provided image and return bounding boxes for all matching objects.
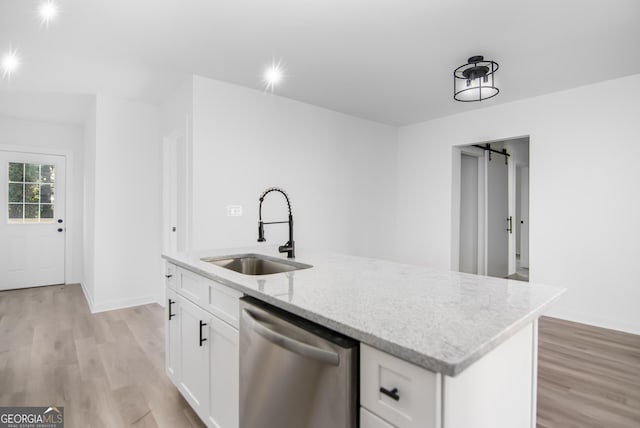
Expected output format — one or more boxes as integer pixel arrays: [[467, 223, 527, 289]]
[[257, 221, 266, 242]]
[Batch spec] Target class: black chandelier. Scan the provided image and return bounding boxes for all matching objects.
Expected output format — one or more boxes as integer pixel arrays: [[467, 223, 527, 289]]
[[453, 55, 499, 102]]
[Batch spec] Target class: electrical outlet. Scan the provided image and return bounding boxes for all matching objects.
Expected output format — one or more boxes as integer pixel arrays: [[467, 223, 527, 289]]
[[227, 205, 243, 217]]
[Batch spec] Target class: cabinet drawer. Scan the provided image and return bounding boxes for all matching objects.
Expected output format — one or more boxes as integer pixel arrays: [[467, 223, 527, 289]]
[[361, 344, 440, 428], [166, 263, 177, 290], [205, 279, 242, 329], [177, 267, 209, 306], [361, 407, 396, 428]]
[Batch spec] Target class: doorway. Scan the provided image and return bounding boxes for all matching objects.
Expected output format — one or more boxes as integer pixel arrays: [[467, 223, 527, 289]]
[[0, 150, 66, 290], [454, 137, 529, 281], [162, 131, 189, 255]]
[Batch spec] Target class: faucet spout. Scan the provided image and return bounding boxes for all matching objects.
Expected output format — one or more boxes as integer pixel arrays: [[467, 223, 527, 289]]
[[257, 188, 295, 258]]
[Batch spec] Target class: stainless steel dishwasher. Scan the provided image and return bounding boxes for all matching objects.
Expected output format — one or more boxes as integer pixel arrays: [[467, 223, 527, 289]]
[[239, 296, 358, 428]]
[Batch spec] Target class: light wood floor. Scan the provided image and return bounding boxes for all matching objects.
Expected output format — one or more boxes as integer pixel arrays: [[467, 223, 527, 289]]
[[537, 316, 640, 428], [2, 285, 639, 428], [0, 284, 205, 427]]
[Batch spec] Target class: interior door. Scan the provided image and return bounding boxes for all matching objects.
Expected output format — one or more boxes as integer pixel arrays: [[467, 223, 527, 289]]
[[486, 151, 509, 278], [0, 151, 66, 290]]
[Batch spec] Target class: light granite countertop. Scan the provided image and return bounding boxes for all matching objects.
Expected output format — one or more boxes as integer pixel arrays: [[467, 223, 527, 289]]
[[163, 246, 564, 376]]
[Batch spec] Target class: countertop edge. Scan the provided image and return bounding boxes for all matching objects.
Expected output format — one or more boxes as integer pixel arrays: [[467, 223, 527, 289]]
[[162, 253, 564, 376]]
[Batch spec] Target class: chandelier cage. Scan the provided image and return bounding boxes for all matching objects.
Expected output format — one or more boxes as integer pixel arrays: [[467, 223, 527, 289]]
[[453, 55, 499, 102]]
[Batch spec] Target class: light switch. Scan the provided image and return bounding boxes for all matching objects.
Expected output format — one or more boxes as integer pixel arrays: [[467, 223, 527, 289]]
[[227, 205, 243, 217]]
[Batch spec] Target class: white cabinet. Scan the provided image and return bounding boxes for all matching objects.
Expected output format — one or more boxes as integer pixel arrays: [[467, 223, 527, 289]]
[[361, 407, 396, 428], [165, 263, 177, 290], [206, 314, 239, 428], [165, 265, 240, 428], [178, 296, 211, 418], [360, 323, 536, 428], [361, 344, 440, 428], [166, 287, 180, 382]]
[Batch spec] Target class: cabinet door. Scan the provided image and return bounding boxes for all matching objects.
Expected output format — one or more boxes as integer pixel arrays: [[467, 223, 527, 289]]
[[165, 263, 177, 290], [361, 407, 396, 428], [207, 316, 239, 428], [166, 288, 181, 383], [178, 296, 210, 420]]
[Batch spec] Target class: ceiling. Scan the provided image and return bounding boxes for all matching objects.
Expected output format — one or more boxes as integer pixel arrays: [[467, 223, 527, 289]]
[[0, 0, 639, 126]]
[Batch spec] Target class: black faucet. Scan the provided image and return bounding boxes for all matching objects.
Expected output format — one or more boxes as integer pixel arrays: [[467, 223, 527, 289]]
[[257, 187, 295, 258]]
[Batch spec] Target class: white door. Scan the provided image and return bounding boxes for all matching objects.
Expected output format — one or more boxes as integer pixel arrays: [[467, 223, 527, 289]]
[[162, 137, 178, 255], [0, 151, 66, 290], [486, 152, 509, 278]]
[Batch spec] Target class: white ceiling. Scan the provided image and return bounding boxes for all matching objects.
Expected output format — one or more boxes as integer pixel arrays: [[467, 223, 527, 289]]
[[1, 0, 639, 126]]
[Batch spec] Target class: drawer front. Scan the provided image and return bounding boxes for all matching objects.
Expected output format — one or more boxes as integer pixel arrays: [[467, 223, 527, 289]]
[[166, 263, 177, 290], [205, 279, 242, 329], [361, 344, 440, 428], [177, 267, 209, 306], [361, 407, 396, 428]]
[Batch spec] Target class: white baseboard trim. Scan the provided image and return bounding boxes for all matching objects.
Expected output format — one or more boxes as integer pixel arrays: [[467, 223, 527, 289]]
[[544, 307, 640, 336], [79, 281, 95, 313], [78, 284, 163, 314], [90, 294, 164, 314]]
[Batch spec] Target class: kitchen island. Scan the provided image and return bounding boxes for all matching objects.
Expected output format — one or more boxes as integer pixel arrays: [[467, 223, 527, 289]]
[[162, 246, 564, 428]]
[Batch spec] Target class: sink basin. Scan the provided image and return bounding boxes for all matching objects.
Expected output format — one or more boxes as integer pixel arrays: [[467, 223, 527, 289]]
[[201, 253, 312, 275]]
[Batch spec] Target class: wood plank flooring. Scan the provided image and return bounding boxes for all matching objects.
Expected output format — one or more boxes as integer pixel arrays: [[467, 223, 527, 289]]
[[0, 284, 205, 428], [537, 316, 640, 428], [2, 285, 639, 428]]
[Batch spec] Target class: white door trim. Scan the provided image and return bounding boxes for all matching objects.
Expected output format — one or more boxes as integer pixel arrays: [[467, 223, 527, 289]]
[[0, 144, 74, 285]]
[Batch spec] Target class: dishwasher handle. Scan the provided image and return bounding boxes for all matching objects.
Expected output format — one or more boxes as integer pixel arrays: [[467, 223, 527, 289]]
[[242, 308, 340, 366]]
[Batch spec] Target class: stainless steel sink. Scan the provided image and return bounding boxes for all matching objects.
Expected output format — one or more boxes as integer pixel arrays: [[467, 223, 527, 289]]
[[201, 253, 312, 275]]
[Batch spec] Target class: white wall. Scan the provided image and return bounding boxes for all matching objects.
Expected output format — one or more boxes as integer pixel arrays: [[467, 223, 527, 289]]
[[396, 73, 640, 334], [83, 95, 162, 311], [188, 76, 397, 260], [0, 115, 84, 284], [82, 99, 96, 302]]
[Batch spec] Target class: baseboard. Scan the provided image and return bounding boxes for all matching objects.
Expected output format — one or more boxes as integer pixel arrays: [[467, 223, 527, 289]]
[[86, 293, 164, 314], [544, 307, 640, 336], [79, 281, 96, 313]]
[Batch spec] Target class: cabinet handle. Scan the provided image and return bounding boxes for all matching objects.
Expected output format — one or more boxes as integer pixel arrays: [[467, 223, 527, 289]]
[[199, 321, 207, 346], [165, 274, 173, 279], [380, 387, 400, 401], [168, 299, 176, 320]]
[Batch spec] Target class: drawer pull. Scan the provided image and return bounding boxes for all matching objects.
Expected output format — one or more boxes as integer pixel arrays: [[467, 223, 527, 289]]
[[199, 321, 207, 346], [168, 299, 176, 320], [165, 274, 173, 278], [380, 387, 400, 401]]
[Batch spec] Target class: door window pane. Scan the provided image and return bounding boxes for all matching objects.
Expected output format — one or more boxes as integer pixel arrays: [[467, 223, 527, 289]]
[[8, 204, 23, 219], [6, 161, 56, 224], [25, 184, 40, 202], [41, 165, 55, 183], [9, 163, 24, 182], [40, 184, 54, 204], [25, 164, 39, 182], [8, 183, 24, 203], [25, 204, 39, 220], [40, 204, 54, 219]]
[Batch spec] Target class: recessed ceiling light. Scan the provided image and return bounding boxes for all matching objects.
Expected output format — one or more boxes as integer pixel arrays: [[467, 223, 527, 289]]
[[38, 0, 60, 27], [263, 59, 285, 92], [1, 49, 21, 80]]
